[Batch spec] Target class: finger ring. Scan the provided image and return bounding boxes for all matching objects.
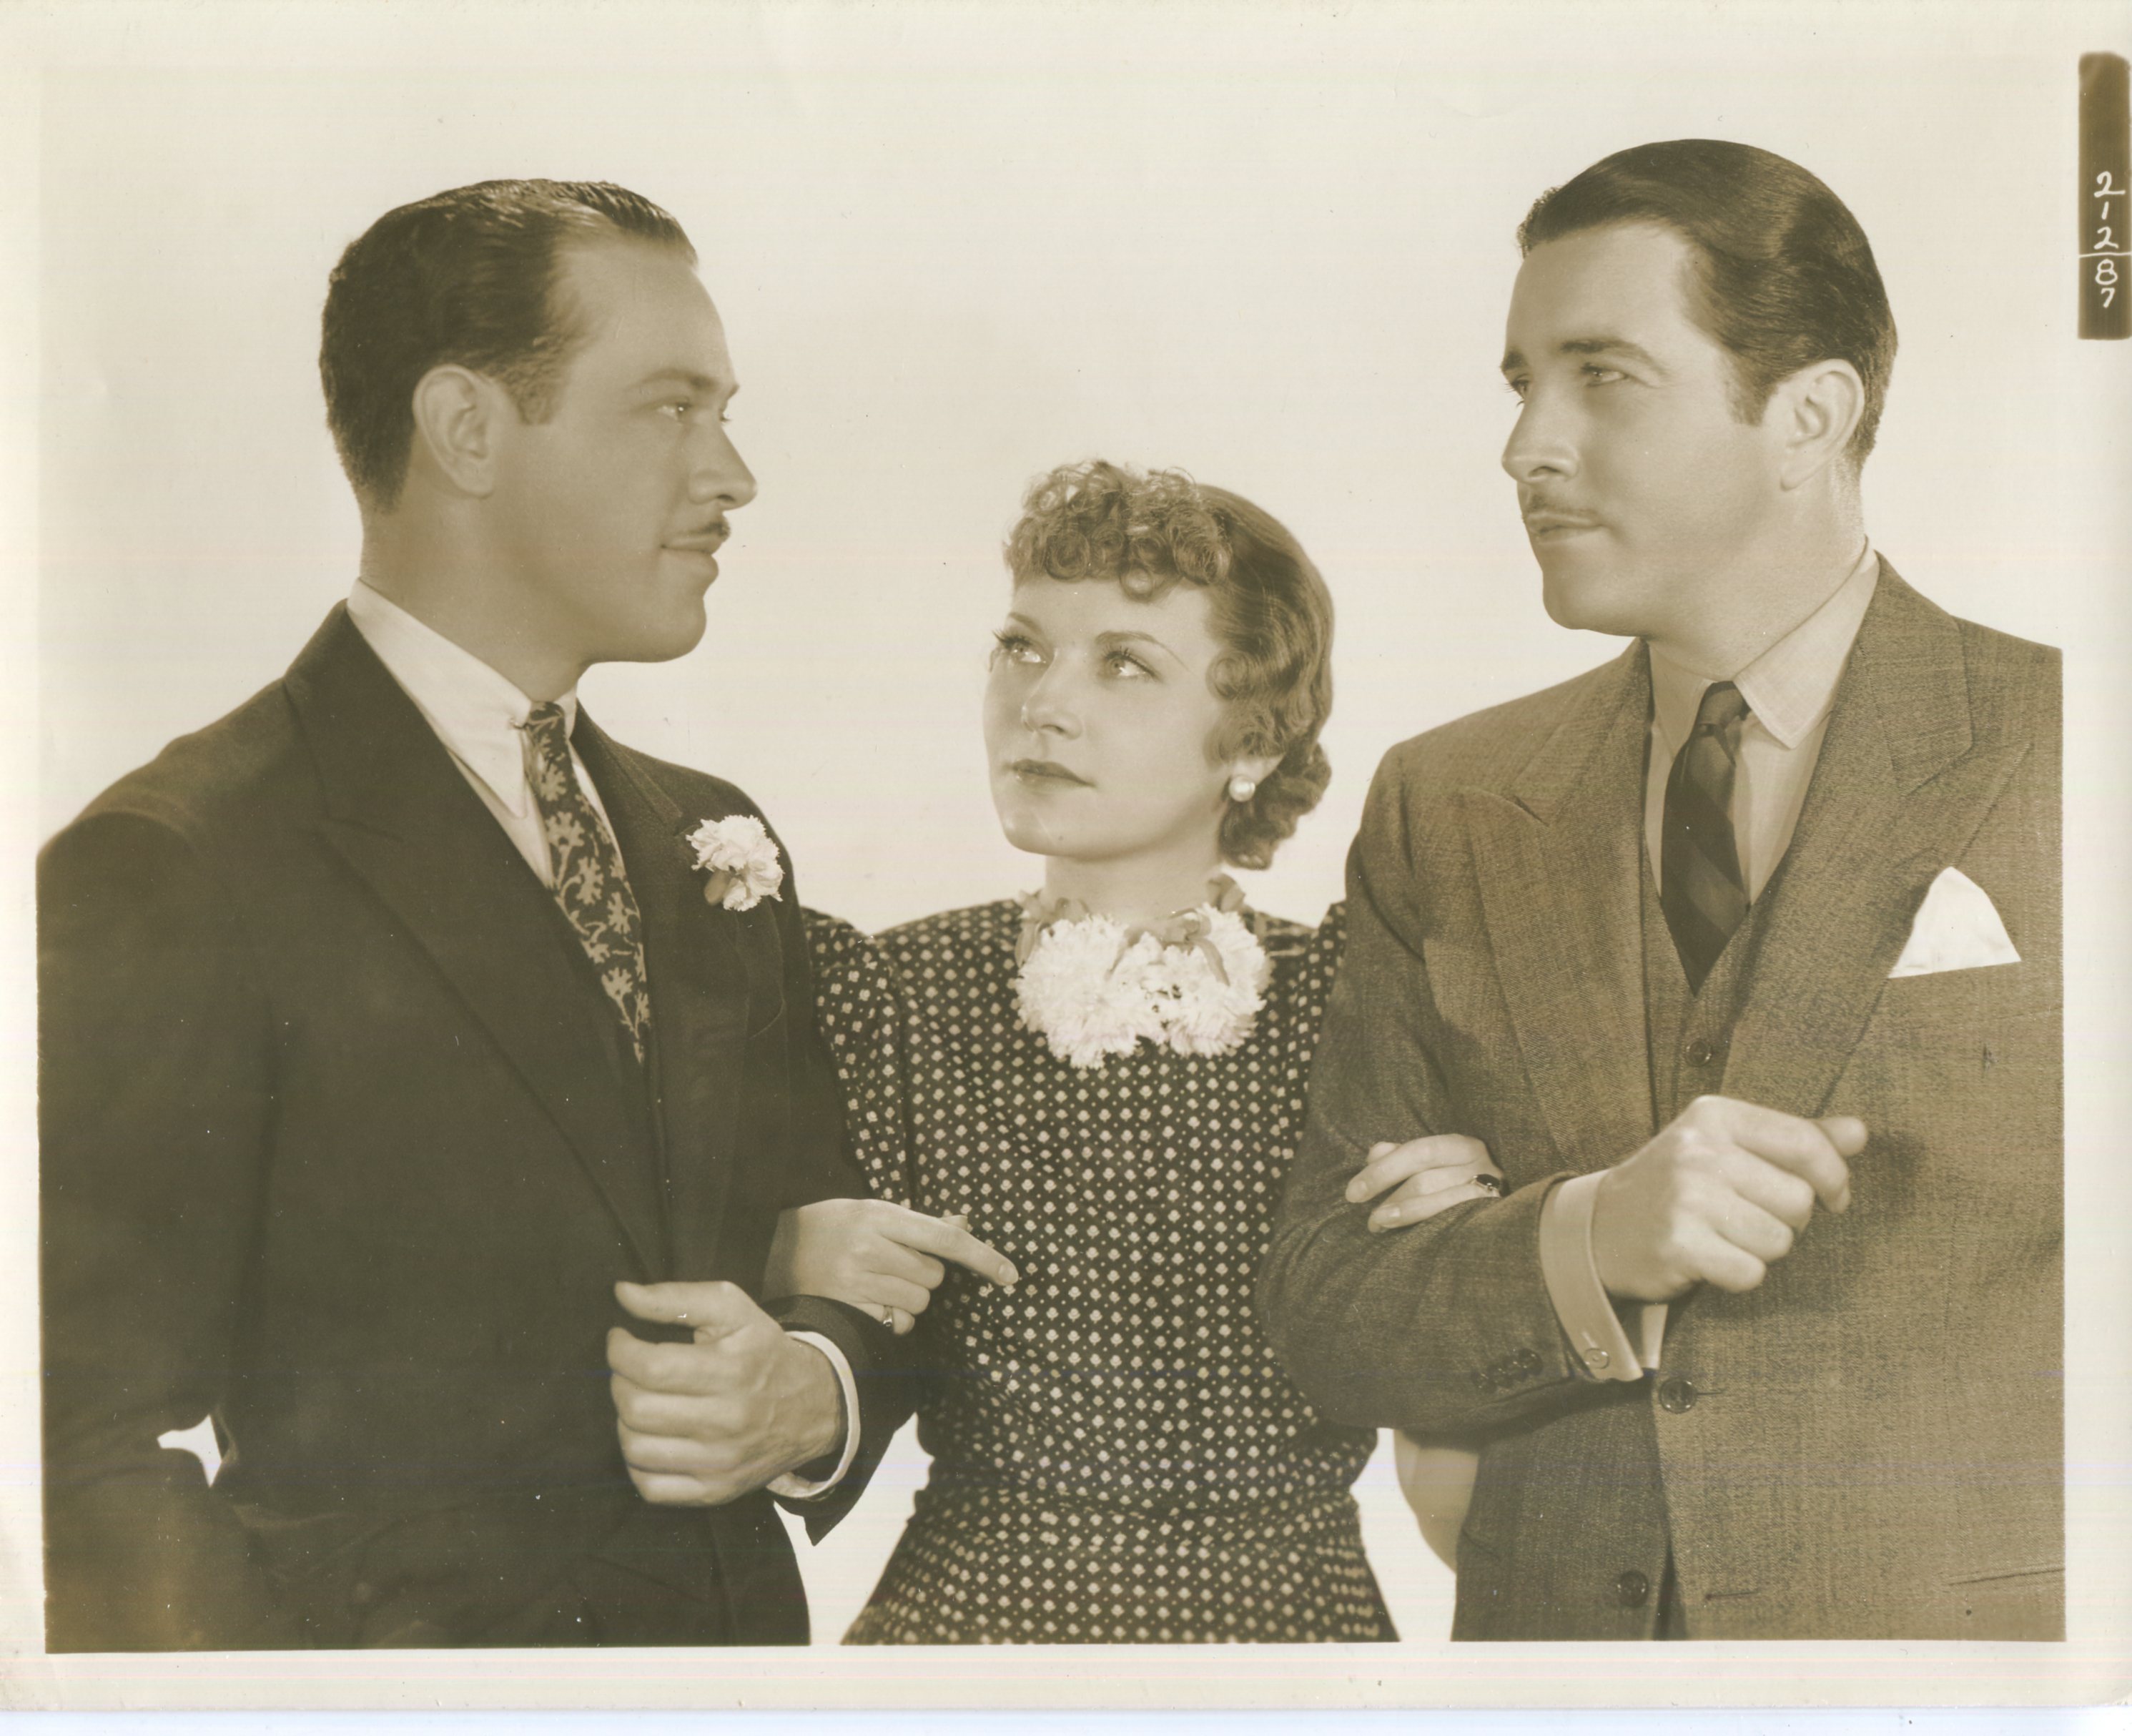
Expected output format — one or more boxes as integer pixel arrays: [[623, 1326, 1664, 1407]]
[[876, 1304, 894, 1326], [1474, 1173, 1504, 1195]]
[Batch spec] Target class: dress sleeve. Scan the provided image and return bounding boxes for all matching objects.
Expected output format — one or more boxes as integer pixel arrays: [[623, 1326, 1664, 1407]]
[[1290, 899, 1348, 1046], [799, 908, 918, 1208]]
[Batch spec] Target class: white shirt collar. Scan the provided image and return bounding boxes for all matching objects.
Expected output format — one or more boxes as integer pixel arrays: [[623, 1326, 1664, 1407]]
[[1649, 541, 1881, 754], [346, 580, 579, 818]]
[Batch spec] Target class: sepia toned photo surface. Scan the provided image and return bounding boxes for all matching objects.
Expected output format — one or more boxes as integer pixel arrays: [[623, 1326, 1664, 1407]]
[[1, 0, 2127, 1712]]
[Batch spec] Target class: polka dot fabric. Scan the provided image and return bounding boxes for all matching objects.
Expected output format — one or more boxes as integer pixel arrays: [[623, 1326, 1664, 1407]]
[[804, 899, 1392, 1645]]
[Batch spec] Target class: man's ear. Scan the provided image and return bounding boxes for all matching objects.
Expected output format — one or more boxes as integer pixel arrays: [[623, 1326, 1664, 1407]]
[[1770, 359, 1865, 490], [408, 364, 510, 498]]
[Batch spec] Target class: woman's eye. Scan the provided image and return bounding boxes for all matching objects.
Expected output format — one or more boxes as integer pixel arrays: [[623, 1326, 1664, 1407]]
[[1103, 650, 1153, 679], [1504, 376, 1530, 401], [990, 631, 1043, 667]]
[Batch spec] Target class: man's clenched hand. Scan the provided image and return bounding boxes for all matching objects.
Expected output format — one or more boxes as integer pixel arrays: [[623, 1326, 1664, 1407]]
[[1591, 1096, 1865, 1301], [607, 1280, 843, 1505]]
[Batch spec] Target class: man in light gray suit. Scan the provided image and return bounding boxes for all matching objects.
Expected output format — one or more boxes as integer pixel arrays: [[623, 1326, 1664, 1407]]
[[1259, 139, 2061, 1639]]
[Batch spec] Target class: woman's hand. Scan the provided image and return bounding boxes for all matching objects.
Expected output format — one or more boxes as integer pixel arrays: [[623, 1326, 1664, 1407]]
[[1344, 1133, 1503, 1233], [766, 1199, 1018, 1334]]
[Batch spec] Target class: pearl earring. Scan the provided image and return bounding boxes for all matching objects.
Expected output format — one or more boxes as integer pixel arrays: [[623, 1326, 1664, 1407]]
[[1226, 775, 1258, 803]]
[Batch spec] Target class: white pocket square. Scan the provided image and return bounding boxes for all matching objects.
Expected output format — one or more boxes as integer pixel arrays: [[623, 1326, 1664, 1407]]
[[1887, 866, 2020, 978]]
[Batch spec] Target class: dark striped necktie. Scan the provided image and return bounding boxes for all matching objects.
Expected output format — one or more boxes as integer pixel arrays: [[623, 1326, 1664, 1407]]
[[1660, 680, 1752, 994], [521, 702, 652, 1064]]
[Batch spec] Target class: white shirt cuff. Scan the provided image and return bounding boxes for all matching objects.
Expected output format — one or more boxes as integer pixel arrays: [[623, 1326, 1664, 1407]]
[[764, 1330, 860, 1500], [1539, 1171, 1667, 1381]]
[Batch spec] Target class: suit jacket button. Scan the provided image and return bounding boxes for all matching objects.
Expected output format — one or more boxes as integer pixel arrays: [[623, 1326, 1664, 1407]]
[[1684, 1037, 1720, 1067], [1472, 1371, 1496, 1394], [1582, 1345, 1612, 1371], [1514, 1347, 1541, 1374], [1614, 1569, 1651, 1607], [1658, 1376, 1697, 1413]]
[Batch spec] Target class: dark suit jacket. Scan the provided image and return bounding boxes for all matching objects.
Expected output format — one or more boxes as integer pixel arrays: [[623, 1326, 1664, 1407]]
[[39, 606, 914, 1650], [1259, 566, 2062, 1639]]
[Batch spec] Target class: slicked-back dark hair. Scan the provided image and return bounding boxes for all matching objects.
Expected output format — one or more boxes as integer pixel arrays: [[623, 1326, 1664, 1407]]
[[320, 179, 695, 508], [1519, 139, 1896, 465]]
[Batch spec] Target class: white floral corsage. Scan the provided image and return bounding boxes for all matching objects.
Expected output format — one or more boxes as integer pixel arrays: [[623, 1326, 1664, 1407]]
[[1012, 876, 1270, 1068], [686, 813, 784, 912]]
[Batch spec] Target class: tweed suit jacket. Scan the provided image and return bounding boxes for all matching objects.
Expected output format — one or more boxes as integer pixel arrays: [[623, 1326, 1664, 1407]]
[[40, 606, 914, 1650], [1258, 564, 2062, 1639]]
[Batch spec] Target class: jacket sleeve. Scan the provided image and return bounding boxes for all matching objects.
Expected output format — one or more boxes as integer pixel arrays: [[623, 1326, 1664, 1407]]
[[1255, 753, 1612, 1441], [755, 878, 919, 1538], [39, 809, 310, 1649]]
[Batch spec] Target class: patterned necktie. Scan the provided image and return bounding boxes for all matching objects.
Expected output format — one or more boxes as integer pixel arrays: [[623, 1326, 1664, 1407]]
[[1660, 679, 1752, 994], [521, 703, 651, 1064]]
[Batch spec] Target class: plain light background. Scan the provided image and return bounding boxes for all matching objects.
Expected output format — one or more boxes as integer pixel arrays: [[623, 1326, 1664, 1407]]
[[4, 0, 2129, 1710]]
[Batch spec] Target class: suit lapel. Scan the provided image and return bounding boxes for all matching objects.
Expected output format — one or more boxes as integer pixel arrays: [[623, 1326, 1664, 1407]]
[[575, 721, 759, 1281], [1466, 644, 1658, 1171], [1722, 563, 2027, 1118], [283, 608, 666, 1278]]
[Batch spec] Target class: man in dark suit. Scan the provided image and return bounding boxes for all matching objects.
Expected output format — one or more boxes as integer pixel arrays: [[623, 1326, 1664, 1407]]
[[1260, 141, 2061, 1639], [39, 179, 917, 1649]]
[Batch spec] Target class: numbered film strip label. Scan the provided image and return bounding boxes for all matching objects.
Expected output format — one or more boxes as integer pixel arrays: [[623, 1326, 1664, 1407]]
[[2081, 52, 2129, 339]]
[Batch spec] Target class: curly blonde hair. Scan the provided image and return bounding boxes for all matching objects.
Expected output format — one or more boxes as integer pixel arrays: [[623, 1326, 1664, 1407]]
[[1005, 460, 1334, 870]]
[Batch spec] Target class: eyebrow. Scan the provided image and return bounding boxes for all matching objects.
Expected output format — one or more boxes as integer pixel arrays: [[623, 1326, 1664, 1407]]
[[1095, 628, 1183, 664], [1499, 336, 1667, 376], [633, 368, 736, 395], [1003, 614, 1183, 664]]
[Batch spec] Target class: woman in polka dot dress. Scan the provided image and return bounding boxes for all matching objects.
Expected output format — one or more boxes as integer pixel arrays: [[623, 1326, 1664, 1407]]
[[769, 462, 1499, 1644]]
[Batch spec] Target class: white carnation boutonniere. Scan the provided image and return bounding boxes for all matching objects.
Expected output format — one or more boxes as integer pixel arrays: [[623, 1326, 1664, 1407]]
[[686, 813, 784, 912]]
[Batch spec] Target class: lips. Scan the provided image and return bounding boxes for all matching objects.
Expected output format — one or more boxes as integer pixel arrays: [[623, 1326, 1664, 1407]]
[[1009, 759, 1090, 787]]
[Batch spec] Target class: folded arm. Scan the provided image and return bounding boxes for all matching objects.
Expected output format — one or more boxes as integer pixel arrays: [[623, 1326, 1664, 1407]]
[[1255, 769, 1598, 1439], [1257, 763, 1865, 1437], [608, 877, 929, 1534]]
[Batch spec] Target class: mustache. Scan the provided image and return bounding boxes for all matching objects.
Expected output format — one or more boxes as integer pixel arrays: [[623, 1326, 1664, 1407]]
[[665, 520, 730, 551], [1520, 500, 1601, 533]]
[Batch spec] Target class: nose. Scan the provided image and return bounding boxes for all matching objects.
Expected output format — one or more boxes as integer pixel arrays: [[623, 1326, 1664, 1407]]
[[689, 420, 757, 512], [1017, 662, 1081, 739], [1500, 390, 1578, 488]]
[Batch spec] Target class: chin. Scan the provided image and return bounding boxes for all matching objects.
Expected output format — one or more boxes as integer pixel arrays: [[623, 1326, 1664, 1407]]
[[613, 610, 710, 666], [991, 800, 1061, 859], [1539, 561, 1639, 637]]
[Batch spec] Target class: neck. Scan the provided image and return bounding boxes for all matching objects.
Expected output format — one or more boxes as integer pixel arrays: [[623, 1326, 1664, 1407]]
[[358, 511, 588, 703], [1647, 500, 1867, 681], [1041, 842, 1229, 926]]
